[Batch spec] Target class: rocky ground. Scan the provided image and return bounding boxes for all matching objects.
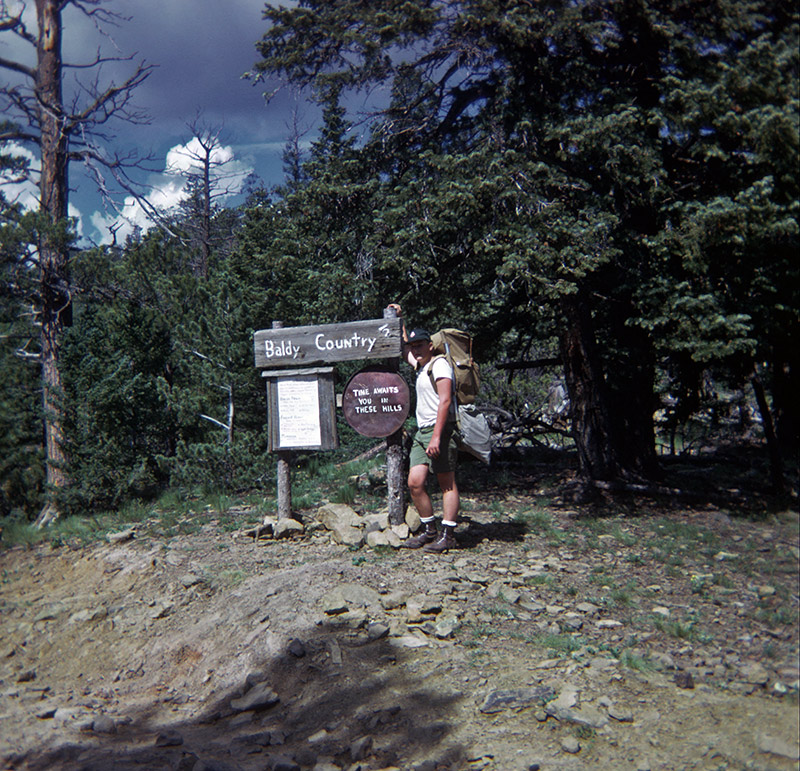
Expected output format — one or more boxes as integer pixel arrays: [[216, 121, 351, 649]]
[[1, 459, 798, 771]]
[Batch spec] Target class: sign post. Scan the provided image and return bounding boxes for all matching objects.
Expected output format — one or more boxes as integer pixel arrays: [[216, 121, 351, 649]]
[[254, 314, 405, 521], [383, 305, 405, 525]]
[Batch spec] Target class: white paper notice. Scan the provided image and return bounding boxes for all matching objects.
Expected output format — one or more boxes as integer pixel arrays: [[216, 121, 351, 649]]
[[277, 378, 321, 447]]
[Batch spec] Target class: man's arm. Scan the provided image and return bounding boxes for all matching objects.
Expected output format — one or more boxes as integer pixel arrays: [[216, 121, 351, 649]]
[[387, 302, 416, 368]]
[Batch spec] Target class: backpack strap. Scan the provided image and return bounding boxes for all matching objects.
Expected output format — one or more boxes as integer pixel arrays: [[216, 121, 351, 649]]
[[427, 355, 460, 427], [426, 355, 449, 392]]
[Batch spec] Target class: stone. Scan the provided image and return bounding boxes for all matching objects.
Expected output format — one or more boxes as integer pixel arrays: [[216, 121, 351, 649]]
[[288, 638, 306, 657], [384, 529, 402, 547], [339, 583, 382, 608], [317, 503, 363, 529], [479, 686, 556, 714], [106, 528, 135, 544], [674, 671, 694, 689], [552, 705, 609, 729], [487, 580, 520, 604], [363, 512, 389, 531], [367, 622, 390, 641], [233, 730, 273, 748], [265, 755, 301, 771], [155, 729, 182, 746], [757, 733, 800, 760], [231, 682, 280, 712], [34, 703, 58, 719], [391, 523, 410, 540], [391, 634, 429, 649], [434, 613, 460, 638], [322, 589, 349, 615], [328, 522, 364, 546], [544, 685, 578, 716], [596, 619, 623, 628], [608, 704, 634, 722], [650, 652, 676, 670], [405, 508, 421, 532], [350, 735, 373, 761], [312, 761, 341, 771], [380, 590, 408, 610], [275, 518, 304, 538], [91, 714, 116, 733], [561, 736, 581, 754], [738, 661, 770, 685], [366, 530, 390, 548]]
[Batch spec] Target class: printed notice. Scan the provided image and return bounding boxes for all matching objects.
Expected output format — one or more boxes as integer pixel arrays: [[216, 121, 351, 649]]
[[277, 377, 321, 447]]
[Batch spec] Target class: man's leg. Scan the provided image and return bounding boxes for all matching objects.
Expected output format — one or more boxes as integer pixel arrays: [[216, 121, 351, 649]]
[[402, 463, 438, 548], [423, 471, 458, 553], [437, 471, 459, 523], [408, 463, 432, 517]]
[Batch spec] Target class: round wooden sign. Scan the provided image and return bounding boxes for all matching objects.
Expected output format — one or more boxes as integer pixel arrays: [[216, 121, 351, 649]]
[[342, 368, 410, 437]]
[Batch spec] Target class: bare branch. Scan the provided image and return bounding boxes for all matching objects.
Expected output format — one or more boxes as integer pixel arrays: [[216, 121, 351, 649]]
[[0, 4, 37, 45], [200, 414, 230, 431], [0, 54, 36, 79], [63, 62, 155, 131]]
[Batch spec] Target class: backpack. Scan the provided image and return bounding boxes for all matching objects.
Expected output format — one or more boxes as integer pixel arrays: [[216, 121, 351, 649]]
[[426, 329, 491, 463], [429, 329, 480, 405]]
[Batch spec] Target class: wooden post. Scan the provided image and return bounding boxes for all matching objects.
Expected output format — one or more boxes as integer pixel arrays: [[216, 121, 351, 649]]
[[272, 320, 292, 520], [384, 306, 406, 525]]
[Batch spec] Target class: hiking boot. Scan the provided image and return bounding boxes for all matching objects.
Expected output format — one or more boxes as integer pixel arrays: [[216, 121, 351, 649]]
[[401, 521, 438, 549], [422, 526, 456, 553]]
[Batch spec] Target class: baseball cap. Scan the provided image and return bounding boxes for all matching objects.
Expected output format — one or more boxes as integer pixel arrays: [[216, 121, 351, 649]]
[[407, 328, 431, 343]]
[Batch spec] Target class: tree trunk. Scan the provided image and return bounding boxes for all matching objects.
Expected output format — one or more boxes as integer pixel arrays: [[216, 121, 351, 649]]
[[751, 364, 786, 495], [34, 0, 71, 527], [772, 337, 799, 456], [558, 292, 618, 481], [604, 317, 660, 480]]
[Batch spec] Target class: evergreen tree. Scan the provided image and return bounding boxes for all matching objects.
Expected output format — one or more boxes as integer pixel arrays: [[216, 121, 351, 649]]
[[253, 0, 798, 486]]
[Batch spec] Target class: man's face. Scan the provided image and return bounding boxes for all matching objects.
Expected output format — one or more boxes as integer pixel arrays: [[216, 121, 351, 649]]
[[409, 340, 433, 365]]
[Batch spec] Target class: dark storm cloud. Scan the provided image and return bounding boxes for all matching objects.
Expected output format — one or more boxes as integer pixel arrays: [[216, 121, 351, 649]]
[[3, 1, 316, 242]]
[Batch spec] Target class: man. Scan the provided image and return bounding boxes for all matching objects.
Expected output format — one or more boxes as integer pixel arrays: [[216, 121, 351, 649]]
[[390, 307, 460, 553]]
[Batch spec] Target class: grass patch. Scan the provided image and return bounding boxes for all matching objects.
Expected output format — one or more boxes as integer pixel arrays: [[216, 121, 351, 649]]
[[651, 614, 711, 643], [536, 632, 584, 655], [618, 649, 656, 671]]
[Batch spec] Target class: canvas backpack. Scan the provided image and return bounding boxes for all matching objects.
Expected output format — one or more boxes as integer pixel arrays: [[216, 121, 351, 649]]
[[429, 328, 480, 405], [426, 329, 491, 463]]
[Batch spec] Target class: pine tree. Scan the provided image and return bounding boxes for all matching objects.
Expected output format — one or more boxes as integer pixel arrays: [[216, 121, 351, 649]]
[[252, 0, 798, 485]]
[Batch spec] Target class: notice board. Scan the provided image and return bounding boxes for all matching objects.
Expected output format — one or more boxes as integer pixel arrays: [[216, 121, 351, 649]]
[[264, 367, 338, 452]]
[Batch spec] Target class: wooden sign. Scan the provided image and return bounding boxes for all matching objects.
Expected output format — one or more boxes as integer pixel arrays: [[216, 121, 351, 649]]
[[342, 368, 410, 438], [254, 318, 402, 369], [264, 367, 338, 451]]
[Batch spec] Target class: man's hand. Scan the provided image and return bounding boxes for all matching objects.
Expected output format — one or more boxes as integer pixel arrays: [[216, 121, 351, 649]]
[[426, 436, 441, 458], [387, 303, 402, 316]]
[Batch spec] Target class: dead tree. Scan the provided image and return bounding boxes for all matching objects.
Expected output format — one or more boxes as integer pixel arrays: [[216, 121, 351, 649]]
[[0, 0, 153, 526]]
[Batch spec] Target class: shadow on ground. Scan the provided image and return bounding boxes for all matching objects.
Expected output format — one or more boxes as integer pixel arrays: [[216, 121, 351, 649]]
[[9, 619, 470, 771]]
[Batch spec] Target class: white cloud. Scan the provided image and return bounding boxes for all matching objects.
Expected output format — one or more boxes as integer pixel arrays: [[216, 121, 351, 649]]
[[90, 137, 254, 245], [0, 142, 39, 211]]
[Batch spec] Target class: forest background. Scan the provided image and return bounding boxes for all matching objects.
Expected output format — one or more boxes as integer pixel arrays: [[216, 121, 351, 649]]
[[0, 0, 797, 531]]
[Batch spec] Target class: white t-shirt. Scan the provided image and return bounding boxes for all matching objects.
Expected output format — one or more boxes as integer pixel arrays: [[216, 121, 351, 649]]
[[415, 357, 454, 427]]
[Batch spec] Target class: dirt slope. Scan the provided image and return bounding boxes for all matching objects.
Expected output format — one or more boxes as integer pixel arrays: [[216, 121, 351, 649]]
[[1, 486, 798, 771]]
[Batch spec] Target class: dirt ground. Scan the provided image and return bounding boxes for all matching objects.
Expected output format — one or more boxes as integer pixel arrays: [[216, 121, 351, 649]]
[[1, 460, 798, 771]]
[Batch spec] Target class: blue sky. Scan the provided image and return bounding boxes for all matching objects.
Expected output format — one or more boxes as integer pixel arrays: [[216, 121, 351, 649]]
[[1, 0, 321, 244]]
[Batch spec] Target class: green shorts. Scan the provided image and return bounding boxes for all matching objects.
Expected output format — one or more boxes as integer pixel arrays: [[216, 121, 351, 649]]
[[409, 423, 459, 474]]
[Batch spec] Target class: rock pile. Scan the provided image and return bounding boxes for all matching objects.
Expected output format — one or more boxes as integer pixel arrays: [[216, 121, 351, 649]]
[[249, 503, 417, 549]]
